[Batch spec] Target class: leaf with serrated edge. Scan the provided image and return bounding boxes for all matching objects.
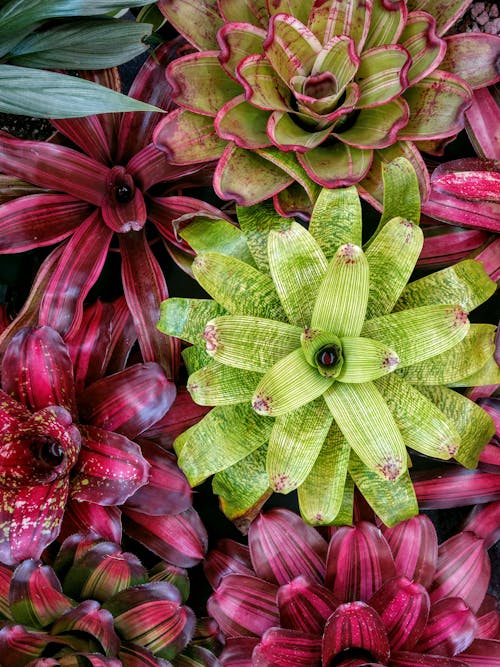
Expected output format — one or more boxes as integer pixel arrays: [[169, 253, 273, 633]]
[[309, 186, 362, 260], [158, 298, 226, 345], [187, 362, 262, 405]]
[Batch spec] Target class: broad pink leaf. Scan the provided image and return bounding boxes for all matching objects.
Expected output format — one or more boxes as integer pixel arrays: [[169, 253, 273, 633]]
[[322, 601, 390, 665], [72, 424, 150, 505], [51, 115, 113, 164], [278, 575, 339, 634], [204, 539, 254, 590], [417, 219, 491, 270], [207, 573, 279, 637], [412, 466, 500, 508], [219, 636, 258, 666], [390, 650, 469, 666], [0, 131, 109, 205], [325, 522, 396, 602], [248, 508, 327, 586], [78, 362, 175, 439], [465, 87, 500, 160], [463, 501, 500, 550], [459, 638, 500, 666], [60, 500, 122, 544], [253, 627, 322, 666], [122, 506, 207, 568], [415, 597, 478, 656], [2, 325, 77, 417]]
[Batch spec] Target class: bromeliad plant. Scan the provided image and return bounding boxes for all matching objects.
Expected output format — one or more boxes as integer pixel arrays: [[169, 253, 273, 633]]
[[0, 533, 221, 666], [154, 0, 500, 216], [205, 505, 500, 666], [158, 158, 498, 528]]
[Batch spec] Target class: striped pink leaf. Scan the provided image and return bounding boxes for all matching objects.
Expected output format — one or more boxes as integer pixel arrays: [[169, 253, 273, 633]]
[[415, 598, 478, 656], [278, 575, 339, 634], [103, 296, 137, 375], [219, 636, 259, 665], [475, 594, 500, 640], [325, 522, 396, 603], [0, 624, 60, 666], [118, 641, 174, 666], [322, 601, 390, 665], [417, 218, 491, 270], [459, 638, 500, 666], [473, 237, 500, 283], [248, 508, 328, 586], [204, 539, 254, 590], [465, 87, 500, 161], [253, 627, 322, 666], [101, 165, 148, 233], [126, 142, 207, 192], [78, 362, 175, 439], [51, 115, 113, 164], [412, 466, 500, 508], [207, 573, 279, 637], [389, 650, 468, 666], [60, 501, 122, 545], [462, 501, 500, 549], [51, 599, 120, 657], [381, 514, 438, 589]]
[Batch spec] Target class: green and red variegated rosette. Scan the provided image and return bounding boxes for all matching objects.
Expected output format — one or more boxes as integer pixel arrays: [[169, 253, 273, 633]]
[[204, 503, 500, 666], [0, 533, 221, 666], [158, 158, 498, 529], [154, 0, 500, 217]]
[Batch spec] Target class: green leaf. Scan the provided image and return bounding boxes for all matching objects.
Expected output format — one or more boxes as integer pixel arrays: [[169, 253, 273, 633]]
[[236, 200, 291, 273], [348, 452, 418, 527], [395, 260, 497, 313], [324, 381, 407, 480], [0, 65, 162, 118], [362, 304, 470, 368], [179, 217, 256, 267], [192, 252, 286, 319], [266, 398, 333, 494], [204, 315, 302, 372], [213, 445, 272, 531], [300, 141, 372, 189], [297, 422, 350, 525], [181, 345, 213, 376], [173, 404, 273, 486], [337, 337, 400, 383], [365, 217, 424, 318], [252, 348, 333, 416], [397, 324, 497, 385], [8, 19, 150, 69], [415, 384, 495, 469], [158, 298, 226, 345], [187, 362, 262, 405], [311, 243, 369, 337], [268, 221, 327, 327], [375, 373, 461, 460], [136, 3, 167, 31], [399, 12, 446, 85], [309, 186, 362, 260], [356, 45, 412, 107], [448, 355, 500, 387]]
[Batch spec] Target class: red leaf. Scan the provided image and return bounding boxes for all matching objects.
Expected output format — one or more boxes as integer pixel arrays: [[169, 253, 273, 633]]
[[459, 638, 500, 666], [390, 650, 468, 666], [278, 575, 339, 634], [475, 594, 500, 640], [104, 296, 137, 375], [253, 627, 322, 666], [462, 501, 500, 549], [415, 598, 478, 656], [52, 598, 120, 657], [204, 539, 254, 591], [465, 88, 500, 161], [118, 641, 174, 667], [412, 466, 500, 508], [0, 624, 55, 666], [60, 500, 122, 544], [219, 636, 258, 666], [51, 115, 113, 164]]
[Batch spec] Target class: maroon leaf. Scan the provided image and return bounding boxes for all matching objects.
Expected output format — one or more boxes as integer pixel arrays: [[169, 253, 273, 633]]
[[472, 237, 500, 283], [101, 165, 148, 233], [103, 296, 137, 375], [417, 218, 491, 270], [204, 538, 254, 590], [127, 142, 206, 192], [72, 424, 149, 505], [60, 500, 122, 545], [459, 638, 500, 666], [253, 627, 322, 666], [415, 597, 478, 656], [51, 115, 113, 165], [248, 508, 327, 586], [2, 325, 77, 417], [51, 600, 120, 656], [207, 573, 279, 638], [412, 466, 500, 508], [465, 88, 500, 161], [0, 388, 32, 430], [0, 624, 56, 666], [475, 594, 500, 640], [325, 522, 396, 603], [219, 636, 258, 665], [322, 601, 390, 666], [390, 650, 469, 666], [463, 501, 500, 550], [278, 575, 339, 634], [119, 640, 176, 667]]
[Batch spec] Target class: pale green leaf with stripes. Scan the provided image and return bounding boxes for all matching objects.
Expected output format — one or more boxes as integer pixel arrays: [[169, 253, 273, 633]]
[[362, 304, 470, 368], [337, 337, 400, 383], [365, 217, 424, 318], [397, 324, 497, 385], [415, 384, 495, 469], [252, 348, 333, 416], [308, 186, 362, 259], [181, 345, 213, 375], [324, 381, 407, 480], [158, 297, 226, 344], [173, 404, 273, 486], [311, 244, 369, 337], [179, 217, 257, 267], [375, 373, 461, 460], [205, 315, 302, 372], [268, 222, 328, 327], [297, 422, 350, 525], [266, 398, 333, 494], [394, 260, 496, 313], [236, 200, 291, 273], [187, 362, 263, 405], [192, 252, 286, 319], [447, 354, 500, 388], [349, 452, 418, 527]]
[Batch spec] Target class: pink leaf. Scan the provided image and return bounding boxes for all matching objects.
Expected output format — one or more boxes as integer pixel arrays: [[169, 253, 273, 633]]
[[101, 165, 148, 233], [51, 115, 113, 164], [220, 636, 258, 665], [465, 87, 500, 160], [459, 638, 500, 666], [390, 650, 469, 666], [412, 466, 500, 508], [415, 597, 478, 656], [277, 575, 339, 634], [253, 627, 322, 666], [60, 500, 122, 544], [204, 539, 254, 590], [462, 501, 500, 549], [51, 599, 120, 657]]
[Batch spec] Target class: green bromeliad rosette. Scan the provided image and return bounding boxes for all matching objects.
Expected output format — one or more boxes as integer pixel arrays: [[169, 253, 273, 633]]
[[158, 158, 498, 529]]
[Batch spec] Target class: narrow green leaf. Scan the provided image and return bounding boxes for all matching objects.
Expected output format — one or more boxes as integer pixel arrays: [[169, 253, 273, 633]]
[[364, 217, 424, 318], [179, 217, 256, 267], [337, 337, 399, 383], [349, 452, 418, 527], [236, 201, 291, 273], [181, 345, 213, 375], [324, 381, 407, 480], [252, 348, 333, 416], [397, 324, 497, 385], [311, 244, 369, 337], [448, 355, 500, 388], [213, 445, 272, 531], [362, 304, 470, 368], [205, 315, 302, 372], [187, 362, 262, 405], [375, 373, 461, 460], [266, 398, 333, 494], [173, 404, 273, 486], [8, 19, 150, 69], [268, 222, 327, 327], [395, 260, 497, 313], [297, 422, 350, 525], [0, 65, 161, 118], [158, 298, 226, 345], [192, 252, 286, 320], [308, 186, 362, 260], [416, 384, 495, 469], [136, 3, 167, 31]]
